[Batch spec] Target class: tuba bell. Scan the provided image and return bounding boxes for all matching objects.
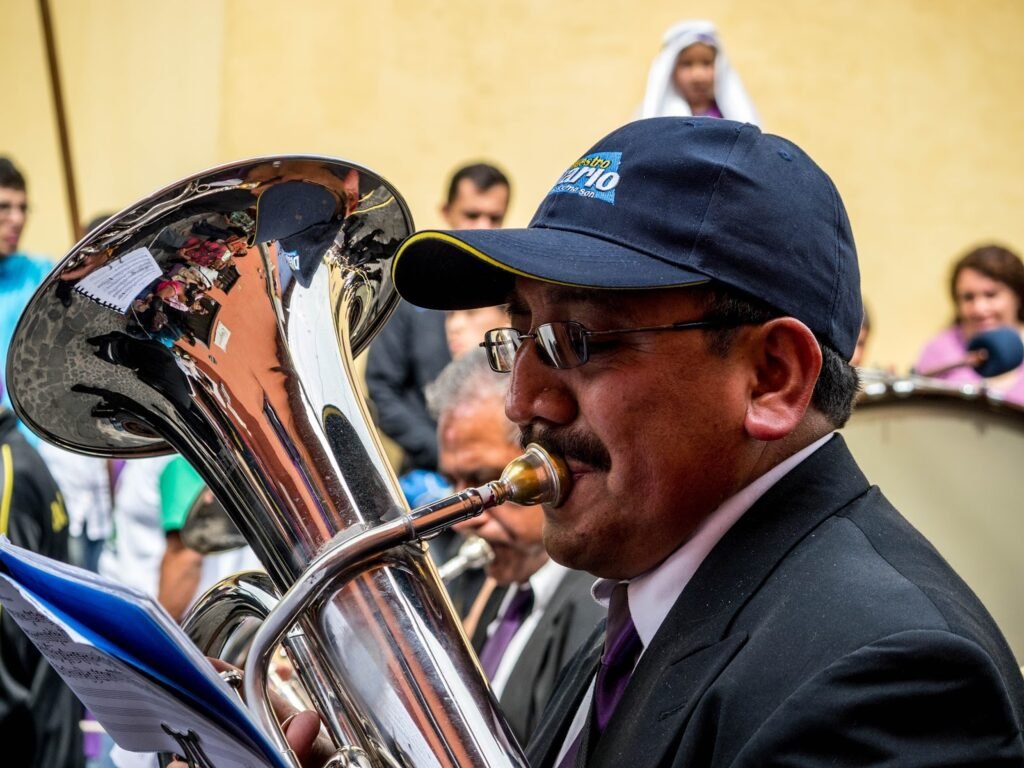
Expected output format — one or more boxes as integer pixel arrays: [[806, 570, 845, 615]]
[[6, 157, 564, 767]]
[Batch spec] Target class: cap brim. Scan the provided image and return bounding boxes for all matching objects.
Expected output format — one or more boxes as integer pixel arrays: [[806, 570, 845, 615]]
[[392, 226, 710, 310]]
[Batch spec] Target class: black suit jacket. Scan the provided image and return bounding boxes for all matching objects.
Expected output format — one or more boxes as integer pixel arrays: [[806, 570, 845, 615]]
[[0, 410, 84, 768], [365, 302, 450, 471], [527, 435, 1024, 767], [472, 569, 605, 747]]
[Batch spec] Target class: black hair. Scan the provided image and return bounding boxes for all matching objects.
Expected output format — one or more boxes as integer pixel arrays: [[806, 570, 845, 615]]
[[0, 158, 26, 191], [446, 163, 510, 206], [700, 285, 860, 428]]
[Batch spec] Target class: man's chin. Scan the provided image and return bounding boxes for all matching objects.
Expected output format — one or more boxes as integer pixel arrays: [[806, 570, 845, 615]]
[[542, 526, 591, 573]]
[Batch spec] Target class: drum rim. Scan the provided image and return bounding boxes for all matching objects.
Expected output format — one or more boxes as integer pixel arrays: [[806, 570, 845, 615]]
[[853, 371, 1024, 426]]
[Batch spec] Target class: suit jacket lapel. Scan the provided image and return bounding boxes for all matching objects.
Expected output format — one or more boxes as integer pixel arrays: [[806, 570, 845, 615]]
[[470, 583, 510, 652], [501, 570, 593, 743], [590, 435, 871, 767], [525, 624, 604, 768]]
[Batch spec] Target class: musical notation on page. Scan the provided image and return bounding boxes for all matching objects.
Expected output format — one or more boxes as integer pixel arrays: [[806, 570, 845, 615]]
[[0, 538, 288, 768]]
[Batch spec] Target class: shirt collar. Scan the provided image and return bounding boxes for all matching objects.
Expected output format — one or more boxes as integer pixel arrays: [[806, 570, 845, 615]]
[[526, 557, 569, 610], [501, 557, 569, 614], [592, 433, 835, 648]]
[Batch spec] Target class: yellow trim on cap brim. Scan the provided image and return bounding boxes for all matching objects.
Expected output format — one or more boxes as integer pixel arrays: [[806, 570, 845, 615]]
[[393, 230, 712, 292], [1, 444, 12, 536], [395, 233, 532, 280], [393, 230, 582, 288]]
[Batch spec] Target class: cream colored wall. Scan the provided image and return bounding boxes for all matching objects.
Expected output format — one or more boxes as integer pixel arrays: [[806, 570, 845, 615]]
[[5, 0, 1024, 370]]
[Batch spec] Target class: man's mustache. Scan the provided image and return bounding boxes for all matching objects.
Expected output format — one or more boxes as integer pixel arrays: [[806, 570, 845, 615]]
[[519, 424, 612, 472]]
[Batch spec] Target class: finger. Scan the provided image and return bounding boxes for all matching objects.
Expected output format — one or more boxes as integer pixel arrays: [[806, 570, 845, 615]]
[[267, 678, 302, 724], [207, 656, 332, 766], [208, 657, 237, 674], [284, 710, 335, 767], [207, 656, 300, 726]]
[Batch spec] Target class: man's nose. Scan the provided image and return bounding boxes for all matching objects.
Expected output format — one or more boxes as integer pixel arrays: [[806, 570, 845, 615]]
[[505, 339, 578, 429]]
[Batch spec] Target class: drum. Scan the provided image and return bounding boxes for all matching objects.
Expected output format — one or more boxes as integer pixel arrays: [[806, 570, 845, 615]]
[[842, 370, 1024, 662]]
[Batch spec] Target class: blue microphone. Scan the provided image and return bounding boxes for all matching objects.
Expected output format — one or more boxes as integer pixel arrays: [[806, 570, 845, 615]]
[[916, 326, 1024, 379], [966, 326, 1024, 377]]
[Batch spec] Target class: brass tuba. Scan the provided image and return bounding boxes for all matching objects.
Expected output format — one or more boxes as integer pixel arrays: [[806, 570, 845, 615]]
[[6, 157, 563, 767]]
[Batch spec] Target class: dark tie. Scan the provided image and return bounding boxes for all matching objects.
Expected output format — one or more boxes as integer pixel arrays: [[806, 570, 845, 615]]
[[593, 581, 642, 731], [478, 585, 534, 679], [558, 581, 642, 767]]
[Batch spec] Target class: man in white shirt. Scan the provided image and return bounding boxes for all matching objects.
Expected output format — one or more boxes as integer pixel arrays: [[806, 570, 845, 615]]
[[99, 455, 260, 768], [427, 349, 605, 746], [99, 456, 259, 615], [390, 118, 1024, 766], [37, 444, 114, 572]]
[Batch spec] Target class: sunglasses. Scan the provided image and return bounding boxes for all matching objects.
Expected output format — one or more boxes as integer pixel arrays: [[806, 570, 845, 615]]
[[480, 318, 741, 372]]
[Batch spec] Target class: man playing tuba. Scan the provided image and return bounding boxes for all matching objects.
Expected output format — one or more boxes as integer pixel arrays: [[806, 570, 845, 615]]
[[330, 117, 1024, 765]]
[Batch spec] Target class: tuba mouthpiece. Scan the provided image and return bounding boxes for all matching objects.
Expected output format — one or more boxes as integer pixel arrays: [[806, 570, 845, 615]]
[[403, 444, 572, 544], [493, 443, 572, 508], [436, 535, 495, 583]]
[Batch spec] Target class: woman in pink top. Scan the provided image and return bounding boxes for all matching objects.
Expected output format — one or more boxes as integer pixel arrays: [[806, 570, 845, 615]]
[[915, 244, 1024, 405]]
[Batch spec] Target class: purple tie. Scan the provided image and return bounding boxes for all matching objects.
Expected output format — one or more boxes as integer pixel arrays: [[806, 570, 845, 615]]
[[478, 585, 534, 679], [593, 581, 642, 730], [558, 581, 641, 767]]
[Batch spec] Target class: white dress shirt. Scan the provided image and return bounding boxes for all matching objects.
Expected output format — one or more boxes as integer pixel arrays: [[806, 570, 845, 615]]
[[489, 557, 570, 698], [554, 433, 834, 765]]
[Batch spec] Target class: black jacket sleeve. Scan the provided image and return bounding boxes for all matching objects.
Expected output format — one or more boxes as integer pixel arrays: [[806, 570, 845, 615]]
[[0, 412, 84, 768], [364, 303, 450, 471]]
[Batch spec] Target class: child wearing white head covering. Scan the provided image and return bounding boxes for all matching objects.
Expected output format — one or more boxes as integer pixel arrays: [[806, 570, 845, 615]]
[[640, 19, 760, 125]]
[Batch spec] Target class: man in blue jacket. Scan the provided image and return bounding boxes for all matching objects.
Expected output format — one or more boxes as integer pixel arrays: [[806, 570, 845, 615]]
[[0, 158, 51, 412]]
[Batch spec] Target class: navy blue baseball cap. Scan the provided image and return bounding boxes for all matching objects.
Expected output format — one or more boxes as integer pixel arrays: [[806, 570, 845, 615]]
[[393, 117, 862, 359]]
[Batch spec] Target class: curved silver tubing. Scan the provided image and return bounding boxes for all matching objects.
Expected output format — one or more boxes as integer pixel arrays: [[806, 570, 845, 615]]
[[181, 572, 351, 745], [246, 485, 498, 766]]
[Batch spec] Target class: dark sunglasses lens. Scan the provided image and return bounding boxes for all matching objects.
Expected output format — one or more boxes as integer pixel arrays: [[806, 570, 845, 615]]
[[536, 323, 586, 369]]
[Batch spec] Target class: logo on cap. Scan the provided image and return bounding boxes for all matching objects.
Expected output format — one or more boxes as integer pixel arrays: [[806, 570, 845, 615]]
[[549, 151, 622, 204]]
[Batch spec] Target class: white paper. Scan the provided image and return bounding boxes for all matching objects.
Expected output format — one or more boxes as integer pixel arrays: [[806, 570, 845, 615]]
[[75, 246, 164, 313], [0, 572, 283, 768]]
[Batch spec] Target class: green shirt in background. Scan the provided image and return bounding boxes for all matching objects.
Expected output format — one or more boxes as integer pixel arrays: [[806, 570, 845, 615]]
[[158, 456, 205, 532]]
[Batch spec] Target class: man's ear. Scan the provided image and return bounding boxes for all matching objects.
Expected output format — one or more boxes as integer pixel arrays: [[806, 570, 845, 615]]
[[743, 318, 822, 441]]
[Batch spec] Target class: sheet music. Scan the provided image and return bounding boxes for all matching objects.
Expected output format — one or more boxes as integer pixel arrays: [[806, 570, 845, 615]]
[[0, 539, 289, 768], [75, 246, 163, 312]]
